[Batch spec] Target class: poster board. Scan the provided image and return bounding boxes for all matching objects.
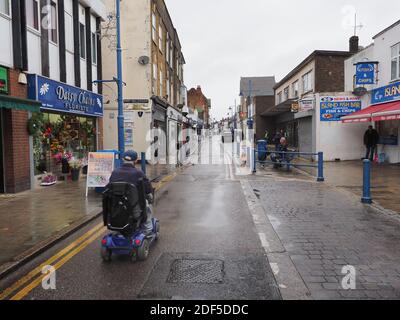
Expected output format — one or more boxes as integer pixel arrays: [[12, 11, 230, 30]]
[[86, 152, 115, 197]]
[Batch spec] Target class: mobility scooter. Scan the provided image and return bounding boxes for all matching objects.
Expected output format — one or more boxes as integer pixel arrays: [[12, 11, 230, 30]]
[[100, 180, 159, 262]]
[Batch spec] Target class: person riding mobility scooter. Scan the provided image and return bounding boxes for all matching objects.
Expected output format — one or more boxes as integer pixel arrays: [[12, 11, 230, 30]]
[[101, 151, 160, 262]]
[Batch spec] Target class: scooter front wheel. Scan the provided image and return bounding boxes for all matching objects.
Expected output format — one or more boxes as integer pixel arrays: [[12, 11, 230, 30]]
[[101, 247, 112, 262], [136, 239, 150, 261]]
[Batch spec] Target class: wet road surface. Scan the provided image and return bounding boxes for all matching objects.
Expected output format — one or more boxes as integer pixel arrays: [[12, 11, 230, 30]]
[[0, 143, 281, 300]]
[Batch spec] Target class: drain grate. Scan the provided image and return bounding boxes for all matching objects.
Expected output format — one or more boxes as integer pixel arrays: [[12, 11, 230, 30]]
[[167, 259, 224, 284]]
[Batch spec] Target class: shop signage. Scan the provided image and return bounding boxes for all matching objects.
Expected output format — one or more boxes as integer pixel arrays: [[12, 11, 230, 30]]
[[299, 99, 315, 112], [371, 80, 400, 105], [124, 111, 134, 147], [291, 102, 299, 113], [86, 152, 115, 196], [320, 96, 362, 122], [0, 66, 8, 94], [28, 74, 103, 117], [355, 63, 376, 85]]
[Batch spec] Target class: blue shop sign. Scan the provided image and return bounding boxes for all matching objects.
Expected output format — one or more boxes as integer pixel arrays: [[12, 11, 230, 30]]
[[371, 80, 400, 105], [320, 96, 362, 122], [28, 74, 103, 117], [355, 63, 375, 85]]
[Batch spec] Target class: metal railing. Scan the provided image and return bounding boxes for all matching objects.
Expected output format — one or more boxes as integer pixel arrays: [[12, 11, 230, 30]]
[[252, 149, 325, 182]]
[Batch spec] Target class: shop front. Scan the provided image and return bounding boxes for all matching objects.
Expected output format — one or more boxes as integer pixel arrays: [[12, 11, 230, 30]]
[[0, 66, 42, 193], [28, 74, 103, 183], [342, 81, 400, 163], [151, 97, 167, 164]]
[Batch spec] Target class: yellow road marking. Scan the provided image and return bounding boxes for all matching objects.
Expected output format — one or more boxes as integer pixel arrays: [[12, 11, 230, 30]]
[[0, 222, 104, 300], [4, 171, 179, 300], [10, 228, 106, 300]]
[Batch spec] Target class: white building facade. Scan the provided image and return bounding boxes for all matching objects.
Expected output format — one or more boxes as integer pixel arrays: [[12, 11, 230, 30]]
[[343, 20, 400, 164]]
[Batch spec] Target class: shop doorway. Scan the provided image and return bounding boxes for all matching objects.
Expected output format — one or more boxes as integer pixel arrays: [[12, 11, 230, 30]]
[[0, 109, 4, 193]]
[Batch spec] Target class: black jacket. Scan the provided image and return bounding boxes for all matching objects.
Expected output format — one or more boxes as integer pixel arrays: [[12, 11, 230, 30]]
[[364, 129, 380, 147], [109, 163, 153, 194]]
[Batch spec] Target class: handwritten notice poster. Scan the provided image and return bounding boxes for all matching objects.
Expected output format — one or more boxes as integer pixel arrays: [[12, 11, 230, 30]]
[[86, 152, 115, 196]]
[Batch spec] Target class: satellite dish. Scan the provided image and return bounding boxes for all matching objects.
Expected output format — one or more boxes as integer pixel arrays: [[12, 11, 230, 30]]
[[353, 87, 367, 97], [138, 56, 150, 65]]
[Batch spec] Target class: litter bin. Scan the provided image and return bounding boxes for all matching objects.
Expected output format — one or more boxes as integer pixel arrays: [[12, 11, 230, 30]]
[[95, 150, 121, 193], [257, 140, 268, 162]]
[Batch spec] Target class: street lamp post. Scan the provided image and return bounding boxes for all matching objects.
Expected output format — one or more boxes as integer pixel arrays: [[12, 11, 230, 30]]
[[93, 0, 125, 157], [115, 0, 125, 155]]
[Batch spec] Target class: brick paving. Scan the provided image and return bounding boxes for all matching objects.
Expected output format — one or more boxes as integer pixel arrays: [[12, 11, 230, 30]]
[[250, 176, 400, 299]]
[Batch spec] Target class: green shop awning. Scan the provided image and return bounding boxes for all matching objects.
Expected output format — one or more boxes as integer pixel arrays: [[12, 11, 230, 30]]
[[0, 94, 41, 113]]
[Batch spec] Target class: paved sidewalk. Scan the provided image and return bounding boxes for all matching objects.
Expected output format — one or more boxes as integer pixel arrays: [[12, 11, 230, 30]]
[[297, 160, 400, 214], [250, 170, 400, 299], [0, 164, 176, 270]]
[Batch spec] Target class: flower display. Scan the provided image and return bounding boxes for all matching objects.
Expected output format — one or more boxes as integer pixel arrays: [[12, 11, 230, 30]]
[[68, 159, 82, 170]]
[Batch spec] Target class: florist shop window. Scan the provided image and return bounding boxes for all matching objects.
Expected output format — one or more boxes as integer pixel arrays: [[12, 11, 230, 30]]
[[33, 113, 97, 176]]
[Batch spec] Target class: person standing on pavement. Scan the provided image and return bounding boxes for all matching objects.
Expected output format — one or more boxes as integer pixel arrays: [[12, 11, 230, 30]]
[[109, 150, 154, 234], [363, 125, 380, 161]]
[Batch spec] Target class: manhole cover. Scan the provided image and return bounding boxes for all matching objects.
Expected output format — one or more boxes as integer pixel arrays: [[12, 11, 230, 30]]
[[167, 259, 224, 284]]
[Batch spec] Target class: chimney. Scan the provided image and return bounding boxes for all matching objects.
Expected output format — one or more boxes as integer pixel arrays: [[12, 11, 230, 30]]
[[349, 36, 359, 54]]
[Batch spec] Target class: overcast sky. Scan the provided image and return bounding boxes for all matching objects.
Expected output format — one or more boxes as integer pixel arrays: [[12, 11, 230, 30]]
[[165, 0, 400, 120]]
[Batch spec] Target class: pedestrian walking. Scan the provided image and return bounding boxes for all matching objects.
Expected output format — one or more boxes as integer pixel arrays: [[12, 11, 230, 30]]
[[363, 125, 380, 161]]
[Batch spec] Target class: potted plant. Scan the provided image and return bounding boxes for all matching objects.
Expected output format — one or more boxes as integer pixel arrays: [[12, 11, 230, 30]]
[[40, 172, 57, 186], [68, 159, 82, 181]]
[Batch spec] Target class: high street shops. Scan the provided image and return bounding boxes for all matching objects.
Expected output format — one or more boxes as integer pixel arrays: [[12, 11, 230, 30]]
[[0, 0, 106, 193], [342, 20, 400, 164]]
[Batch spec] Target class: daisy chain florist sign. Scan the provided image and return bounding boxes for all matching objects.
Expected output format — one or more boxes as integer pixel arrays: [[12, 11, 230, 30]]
[[28, 74, 103, 117]]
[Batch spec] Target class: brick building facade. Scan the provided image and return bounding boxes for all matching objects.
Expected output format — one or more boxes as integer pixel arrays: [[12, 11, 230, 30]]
[[187, 86, 211, 128]]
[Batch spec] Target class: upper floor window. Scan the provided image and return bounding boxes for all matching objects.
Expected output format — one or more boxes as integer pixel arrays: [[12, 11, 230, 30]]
[[26, 0, 39, 31], [91, 32, 97, 64], [283, 86, 289, 101], [49, 1, 58, 43], [151, 12, 157, 43], [166, 33, 170, 64], [292, 81, 299, 98], [391, 43, 400, 81], [302, 71, 312, 93], [159, 25, 163, 52], [277, 92, 282, 104], [0, 0, 10, 16], [79, 23, 86, 59]]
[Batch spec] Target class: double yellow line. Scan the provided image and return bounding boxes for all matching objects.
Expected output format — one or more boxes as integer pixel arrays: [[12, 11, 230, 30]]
[[0, 172, 176, 301], [0, 222, 106, 300]]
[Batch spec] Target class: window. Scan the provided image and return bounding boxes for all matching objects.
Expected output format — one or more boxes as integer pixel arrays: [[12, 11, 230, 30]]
[[302, 71, 312, 93], [166, 33, 170, 64], [391, 43, 400, 80], [49, 1, 58, 43], [79, 23, 86, 59], [292, 81, 299, 98], [91, 32, 97, 64], [277, 92, 282, 104], [283, 87, 289, 101], [0, 0, 10, 15], [166, 70, 170, 101], [152, 12, 157, 43], [159, 69, 163, 96], [152, 53, 157, 93], [159, 25, 163, 52], [26, 0, 39, 30]]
